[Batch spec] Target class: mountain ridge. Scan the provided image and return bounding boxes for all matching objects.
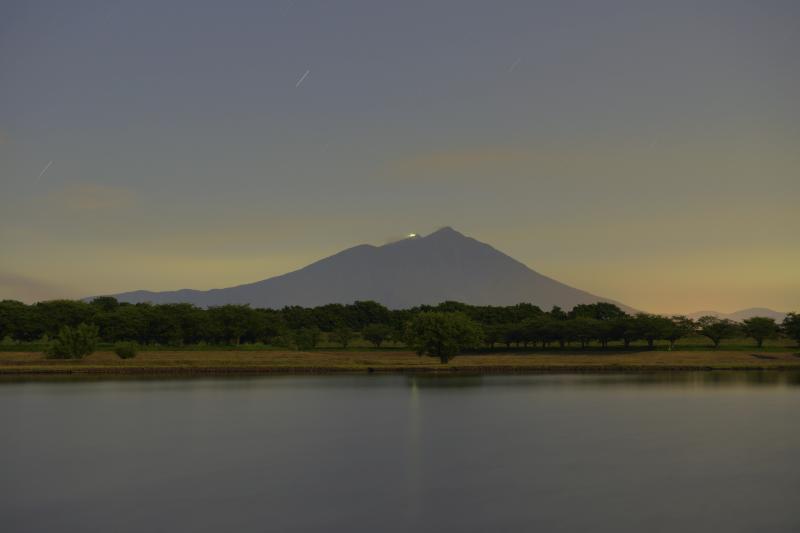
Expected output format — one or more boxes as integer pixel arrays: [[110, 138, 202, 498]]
[[686, 307, 788, 323], [101, 227, 634, 311]]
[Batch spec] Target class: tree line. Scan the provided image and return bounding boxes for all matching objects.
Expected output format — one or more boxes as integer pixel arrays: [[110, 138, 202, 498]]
[[1, 298, 799, 356]]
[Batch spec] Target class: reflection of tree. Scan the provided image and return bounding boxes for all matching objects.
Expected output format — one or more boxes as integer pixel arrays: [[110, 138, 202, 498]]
[[405, 371, 800, 389]]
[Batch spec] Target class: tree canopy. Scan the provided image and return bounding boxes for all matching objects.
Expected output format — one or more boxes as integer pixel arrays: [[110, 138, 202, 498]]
[[0, 298, 794, 352], [405, 312, 484, 363]]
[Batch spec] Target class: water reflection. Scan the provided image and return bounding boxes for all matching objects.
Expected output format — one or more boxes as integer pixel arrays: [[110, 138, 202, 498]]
[[2, 372, 799, 533], [404, 371, 800, 389], [4, 370, 800, 389]]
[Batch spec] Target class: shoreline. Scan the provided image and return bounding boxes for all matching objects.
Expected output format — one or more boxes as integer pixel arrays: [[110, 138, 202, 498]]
[[2, 366, 800, 377], [2, 349, 799, 377]]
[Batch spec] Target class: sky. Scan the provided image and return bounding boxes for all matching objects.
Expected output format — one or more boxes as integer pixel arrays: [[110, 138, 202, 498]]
[[1, 0, 798, 314]]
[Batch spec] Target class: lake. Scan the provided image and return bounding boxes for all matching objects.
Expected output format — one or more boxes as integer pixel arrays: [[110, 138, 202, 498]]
[[2, 373, 799, 532]]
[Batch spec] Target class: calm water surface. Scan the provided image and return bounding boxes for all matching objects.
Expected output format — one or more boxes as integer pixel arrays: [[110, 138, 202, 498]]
[[2, 373, 799, 532]]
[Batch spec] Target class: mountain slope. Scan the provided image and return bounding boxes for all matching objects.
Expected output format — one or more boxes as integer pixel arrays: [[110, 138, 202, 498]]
[[687, 308, 787, 323], [107, 227, 631, 310]]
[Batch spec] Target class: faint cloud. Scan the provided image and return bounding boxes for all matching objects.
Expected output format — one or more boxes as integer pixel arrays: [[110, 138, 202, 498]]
[[0, 272, 71, 303], [390, 147, 530, 178], [51, 183, 137, 211]]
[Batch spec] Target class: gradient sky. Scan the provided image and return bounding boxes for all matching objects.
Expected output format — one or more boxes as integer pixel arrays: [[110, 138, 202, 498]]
[[1, 0, 798, 314]]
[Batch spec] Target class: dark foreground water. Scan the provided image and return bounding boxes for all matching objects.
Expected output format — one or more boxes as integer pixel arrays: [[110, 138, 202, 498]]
[[2, 373, 800, 533]]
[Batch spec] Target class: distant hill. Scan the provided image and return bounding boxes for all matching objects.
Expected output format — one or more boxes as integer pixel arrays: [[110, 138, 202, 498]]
[[687, 308, 788, 323], [102, 227, 633, 311]]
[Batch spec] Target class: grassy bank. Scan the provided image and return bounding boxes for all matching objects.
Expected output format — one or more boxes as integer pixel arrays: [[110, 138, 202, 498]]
[[2, 348, 800, 376]]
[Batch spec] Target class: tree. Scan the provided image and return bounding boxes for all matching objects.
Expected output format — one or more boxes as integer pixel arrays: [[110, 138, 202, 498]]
[[504, 323, 525, 347], [393, 328, 410, 347], [404, 312, 483, 364], [742, 317, 778, 348], [635, 314, 673, 349], [529, 316, 557, 348], [594, 319, 620, 349], [783, 313, 800, 347], [0, 300, 39, 342], [570, 303, 626, 321], [143, 304, 185, 345], [363, 323, 392, 348], [482, 324, 504, 349], [46, 323, 99, 359], [114, 342, 139, 359], [292, 327, 320, 350], [664, 316, 694, 350], [89, 296, 120, 313], [348, 301, 391, 329], [617, 317, 641, 348], [331, 326, 355, 348], [34, 300, 93, 337], [569, 317, 599, 349], [208, 305, 261, 345], [256, 309, 287, 344], [547, 320, 572, 348], [696, 316, 740, 349], [103, 304, 148, 343]]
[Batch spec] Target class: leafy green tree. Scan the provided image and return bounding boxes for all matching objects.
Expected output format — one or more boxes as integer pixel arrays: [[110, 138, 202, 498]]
[[151, 303, 209, 345], [635, 314, 673, 349], [519, 313, 550, 348], [493, 324, 513, 348], [547, 320, 572, 348], [292, 327, 321, 350], [34, 300, 93, 337], [282, 306, 319, 331], [313, 303, 347, 331], [405, 312, 483, 364], [348, 301, 391, 329], [0, 300, 39, 342], [363, 323, 392, 348], [742, 317, 778, 348], [256, 309, 288, 344], [103, 304, 148, 343], [617, 317, 641, 348], [89, 296, 120, 313], [208, 305, 261, 345], [696, 316, 740, 349], [144, 304, 185, 345], [782, 313, 800, 346], [482, 324, 503, 348], [114, 342, 139, 359], [664, 316, 695, 349], [388, 327, 407, 347], [570, 303, 626, 321], [569, 317, 599, 349], [331, 326, 355, 348], [505, 324, 525, 348], [46, 323, 99, 359], [594, 319, 620, 349]]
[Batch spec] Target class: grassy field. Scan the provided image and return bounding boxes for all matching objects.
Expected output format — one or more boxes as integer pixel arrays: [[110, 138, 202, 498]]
[[2, 347, 799, 376]]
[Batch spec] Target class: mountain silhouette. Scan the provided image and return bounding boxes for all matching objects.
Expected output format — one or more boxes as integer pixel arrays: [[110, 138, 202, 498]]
[[105, 227, 631, 310], [686, 308, 787, 323]]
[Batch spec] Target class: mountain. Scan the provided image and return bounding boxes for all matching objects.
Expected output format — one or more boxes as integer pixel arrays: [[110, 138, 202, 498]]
[[687, 308, 788, 323], [104, 227, 632, 311]]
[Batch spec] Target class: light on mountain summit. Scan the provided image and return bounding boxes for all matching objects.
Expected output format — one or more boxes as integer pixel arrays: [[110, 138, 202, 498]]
[[407, 233, 418, 238]]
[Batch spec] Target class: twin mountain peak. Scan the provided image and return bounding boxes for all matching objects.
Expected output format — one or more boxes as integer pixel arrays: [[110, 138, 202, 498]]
[[107, 227, 629, 311]]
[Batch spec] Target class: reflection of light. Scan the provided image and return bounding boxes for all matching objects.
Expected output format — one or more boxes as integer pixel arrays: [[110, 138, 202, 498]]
[[407, 233, 418, 238], [406, 377, 421, 520]]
